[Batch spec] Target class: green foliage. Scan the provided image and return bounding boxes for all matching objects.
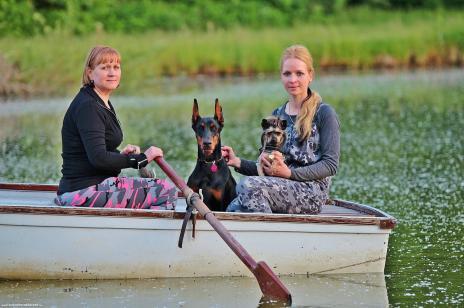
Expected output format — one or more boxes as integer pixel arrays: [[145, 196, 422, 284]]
[[1, 0, 463, 37], [0, 8, 462, 97], [348, 0, 464, 8], [0, 0, 45, 36]]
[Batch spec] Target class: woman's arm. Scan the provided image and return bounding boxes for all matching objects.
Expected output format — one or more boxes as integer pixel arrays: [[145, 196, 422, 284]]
[[290, 104, 340, 181], [222, 145, 259, 176], [236, 159, 260, 176], [75, 104, 147, 171]]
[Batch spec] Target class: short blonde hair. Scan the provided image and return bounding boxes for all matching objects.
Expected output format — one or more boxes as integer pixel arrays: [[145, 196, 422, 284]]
[[280, 45, 321, 142], [82, 46, 121, 86]]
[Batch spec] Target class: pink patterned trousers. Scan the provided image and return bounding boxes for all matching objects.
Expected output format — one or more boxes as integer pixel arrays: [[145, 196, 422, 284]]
[[56, 177, 177, 210]]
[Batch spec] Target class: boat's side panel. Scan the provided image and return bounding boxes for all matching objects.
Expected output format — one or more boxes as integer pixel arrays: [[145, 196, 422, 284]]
[[0, 213, 390, 279]]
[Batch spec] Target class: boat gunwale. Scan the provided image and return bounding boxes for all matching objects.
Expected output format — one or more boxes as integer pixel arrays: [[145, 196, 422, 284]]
[[334, 199, 397, 229], [0, 183, 397, 229]]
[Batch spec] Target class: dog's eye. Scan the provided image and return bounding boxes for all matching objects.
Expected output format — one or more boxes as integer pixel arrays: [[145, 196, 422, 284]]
[[210, 124, 216, 131]]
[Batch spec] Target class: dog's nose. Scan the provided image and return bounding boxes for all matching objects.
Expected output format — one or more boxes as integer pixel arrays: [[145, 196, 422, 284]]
[[203, 141, 212, 148], [270, 136, 278, 144]]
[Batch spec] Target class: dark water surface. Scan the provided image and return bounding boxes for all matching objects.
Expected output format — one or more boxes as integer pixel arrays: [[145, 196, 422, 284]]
[[1, 69, 463, 307]]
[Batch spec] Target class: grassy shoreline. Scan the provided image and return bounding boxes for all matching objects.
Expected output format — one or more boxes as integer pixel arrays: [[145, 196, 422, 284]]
[[0, 9, 463, 98]]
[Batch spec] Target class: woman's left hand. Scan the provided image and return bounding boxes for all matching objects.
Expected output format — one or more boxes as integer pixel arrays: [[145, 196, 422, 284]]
[[120, 144, 141, 155], [260, 151, 291, 178]]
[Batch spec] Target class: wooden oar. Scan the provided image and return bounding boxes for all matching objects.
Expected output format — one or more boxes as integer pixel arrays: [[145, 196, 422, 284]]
[[154, 157, 292, 303]]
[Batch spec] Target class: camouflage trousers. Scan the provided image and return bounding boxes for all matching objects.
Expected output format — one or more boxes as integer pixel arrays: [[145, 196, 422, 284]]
[[226, 176, 329, 214], [56, 177, 177, 210]]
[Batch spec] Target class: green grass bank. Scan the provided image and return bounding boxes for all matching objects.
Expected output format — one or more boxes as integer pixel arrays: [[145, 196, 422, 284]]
[[0, 9, 463, 97]]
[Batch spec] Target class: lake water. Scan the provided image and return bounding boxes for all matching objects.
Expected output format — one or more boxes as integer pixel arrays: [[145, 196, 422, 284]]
[[0, 69, 463, 307]]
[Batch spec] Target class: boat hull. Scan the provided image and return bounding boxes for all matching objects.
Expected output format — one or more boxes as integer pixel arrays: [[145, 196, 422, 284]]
[[0, 211, 391, 279]]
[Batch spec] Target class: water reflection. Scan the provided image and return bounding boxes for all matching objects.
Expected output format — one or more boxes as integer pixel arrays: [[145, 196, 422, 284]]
[[0, 274, 388, 307]]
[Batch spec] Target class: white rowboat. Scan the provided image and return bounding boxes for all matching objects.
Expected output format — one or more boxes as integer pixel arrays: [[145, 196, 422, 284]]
[[0, 183, 396, 280]]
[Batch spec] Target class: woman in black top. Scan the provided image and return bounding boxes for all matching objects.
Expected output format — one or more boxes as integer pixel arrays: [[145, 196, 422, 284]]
[[222, 45, 340, 214], [56, 46, 177, 209]]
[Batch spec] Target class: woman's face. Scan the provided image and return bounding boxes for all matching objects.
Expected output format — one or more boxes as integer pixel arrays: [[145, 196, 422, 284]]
[[88, 60, 121, 95], [281, 58, 312, 99]]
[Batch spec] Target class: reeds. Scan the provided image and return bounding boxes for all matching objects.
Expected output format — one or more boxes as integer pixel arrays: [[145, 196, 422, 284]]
[[0, 9, 462, 97]]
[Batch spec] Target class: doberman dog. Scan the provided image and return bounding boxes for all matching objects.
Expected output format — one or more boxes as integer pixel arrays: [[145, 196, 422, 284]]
[[187, 98, 236, 212], [257, 116, 287, 176]]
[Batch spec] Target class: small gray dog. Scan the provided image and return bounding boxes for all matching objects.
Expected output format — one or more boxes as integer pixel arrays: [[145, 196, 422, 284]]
[[257, 115, 287, 176]]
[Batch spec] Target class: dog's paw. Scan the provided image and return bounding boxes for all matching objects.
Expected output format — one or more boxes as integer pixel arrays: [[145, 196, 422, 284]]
[[139, 167, 155, 178]]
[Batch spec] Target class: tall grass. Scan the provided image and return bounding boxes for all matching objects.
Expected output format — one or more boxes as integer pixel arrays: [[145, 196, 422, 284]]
[[0, 9, 462, 97]]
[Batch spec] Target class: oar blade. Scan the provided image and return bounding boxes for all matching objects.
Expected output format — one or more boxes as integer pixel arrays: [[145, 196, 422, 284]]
[[253, 261, 292, 304]]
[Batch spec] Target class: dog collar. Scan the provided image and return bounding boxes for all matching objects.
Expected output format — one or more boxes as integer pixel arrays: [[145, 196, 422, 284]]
[[198, 157, 224, 173]]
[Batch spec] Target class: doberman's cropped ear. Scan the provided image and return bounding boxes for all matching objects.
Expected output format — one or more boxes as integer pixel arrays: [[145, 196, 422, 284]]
[[280, 119, 287, 130], [192, 98, 200, 125], [214, 98, 224, 127]]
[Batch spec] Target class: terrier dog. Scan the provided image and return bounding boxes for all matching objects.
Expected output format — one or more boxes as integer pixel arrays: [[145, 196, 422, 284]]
[[257, 116, 287, 176], [187, 98, 236, 211]]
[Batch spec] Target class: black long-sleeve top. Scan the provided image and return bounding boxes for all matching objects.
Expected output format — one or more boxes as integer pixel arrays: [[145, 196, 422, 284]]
[[57, 85, 147, 195]]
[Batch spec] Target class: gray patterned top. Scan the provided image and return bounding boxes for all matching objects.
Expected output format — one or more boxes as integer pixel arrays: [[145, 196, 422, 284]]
[[272, 102, 340, 182], [237, 99, 340, 183]]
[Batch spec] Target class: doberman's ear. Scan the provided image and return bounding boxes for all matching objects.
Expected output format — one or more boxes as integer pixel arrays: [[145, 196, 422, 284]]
[[280, 119, 287, 130], [192, 98, 200, 125], [214, 98, 224, 127]]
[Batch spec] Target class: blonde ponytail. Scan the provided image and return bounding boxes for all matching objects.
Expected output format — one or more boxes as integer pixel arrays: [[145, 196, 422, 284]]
[[295, 91, 321, 141]]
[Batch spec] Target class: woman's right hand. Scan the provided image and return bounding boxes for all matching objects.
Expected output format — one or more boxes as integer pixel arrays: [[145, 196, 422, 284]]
[[221, 145, 241, 168], [144, 146, 163, 163]]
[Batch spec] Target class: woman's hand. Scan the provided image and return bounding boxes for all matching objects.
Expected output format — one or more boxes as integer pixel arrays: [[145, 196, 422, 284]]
[[221, 145, 241, 168], [260, 151, 291, 178], [121, 144, 141, 155], [144, 146, 163, 163]]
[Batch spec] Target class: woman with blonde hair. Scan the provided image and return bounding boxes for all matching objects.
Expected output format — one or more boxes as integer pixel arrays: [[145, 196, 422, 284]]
[[222, 45, 340, 214], [56, 45, 177, 209]]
